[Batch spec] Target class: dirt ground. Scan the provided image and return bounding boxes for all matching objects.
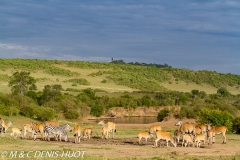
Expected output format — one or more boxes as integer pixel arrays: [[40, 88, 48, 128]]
[[26, 118, 240, 159]]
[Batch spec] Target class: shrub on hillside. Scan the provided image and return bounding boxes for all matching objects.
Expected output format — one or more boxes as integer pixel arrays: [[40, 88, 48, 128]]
[[34, 107, 57, 121], [176, 106, 197, 119], [0, 104, 19, 116], [64, 110, 79, 119]]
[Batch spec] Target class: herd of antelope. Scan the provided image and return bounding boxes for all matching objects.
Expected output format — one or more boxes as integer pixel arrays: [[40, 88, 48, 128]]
[[0, 117, 228, 148], [137, 120, 228, 148]]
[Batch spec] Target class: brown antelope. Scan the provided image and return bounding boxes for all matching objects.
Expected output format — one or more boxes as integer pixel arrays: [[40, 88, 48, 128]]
[[196, 124, 208, 134], [155, 131, 176, 148], [73, 125, 81, 143], [182, 134, 194, 147], [98, 120, 116, 139], [31, 122, 45, 140], [208, 125, 228, 144], [149, 125, 162, 134], [194, 134, 205, 148], [82, 128, 92, 139], [23, 123, 35, 139], [137, 131, 153, 144], [1, 120, 13, 133], [175, 121, 195, 135], [11, 128, 23, 138], [101, 126, 112, 139], [207, 130, 213, 145], [44, 120, 59, 126], [195, 126, 202, 135], [174, 129, 181, 143]]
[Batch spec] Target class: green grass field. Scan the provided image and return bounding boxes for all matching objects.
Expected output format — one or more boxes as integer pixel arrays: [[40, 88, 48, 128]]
[[1, 65, 239, 95]]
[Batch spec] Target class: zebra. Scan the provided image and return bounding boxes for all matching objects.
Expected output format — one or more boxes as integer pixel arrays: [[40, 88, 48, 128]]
[[0, 124, 5, 133], [44, 124, 72, 142]]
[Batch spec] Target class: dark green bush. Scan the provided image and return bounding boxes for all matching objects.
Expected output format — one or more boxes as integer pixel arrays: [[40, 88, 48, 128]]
[[64, 110, 79, 119], [90, 104, 104, 117], [197, 108, 234, 130], [232, 117, 240, 134], [177, 106, 197, 119], [157, 109, 169, 122], [34, 107, 57, 121]]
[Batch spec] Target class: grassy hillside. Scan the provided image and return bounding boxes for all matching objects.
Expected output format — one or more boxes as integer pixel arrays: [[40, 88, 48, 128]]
[[0, 58, 239, 95]]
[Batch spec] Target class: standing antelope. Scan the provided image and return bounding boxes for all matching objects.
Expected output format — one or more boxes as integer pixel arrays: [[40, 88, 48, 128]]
[[196, 124, 208, 135], [182, 134, 194, 147], [44, 120, 59, 127], [175, 121, 196, 135], [11, 128, 23, 138], [31, 122, 44, 140], [155, 131, 176, 148], [23, 123, 35, 139], [207, 130, 213, 145], [98, 120, 116, 139], [194, 134, 205, 148], [1, 120, 13, 133], [149, 125, 162, 134], [174, 129, 181, 143], [73, 125, 82, 143], [208, 125, 228, 144], [82, 128, 92, 139], [137, 131, 153, 144], [101, 126, 112, 139]]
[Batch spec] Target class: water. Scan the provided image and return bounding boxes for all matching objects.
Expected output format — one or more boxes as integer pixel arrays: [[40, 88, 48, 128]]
[[89, 116, 158, 124]]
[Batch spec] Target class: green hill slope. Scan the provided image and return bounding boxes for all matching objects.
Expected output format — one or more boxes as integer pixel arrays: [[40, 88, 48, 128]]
[[0, 58, 239, 95]]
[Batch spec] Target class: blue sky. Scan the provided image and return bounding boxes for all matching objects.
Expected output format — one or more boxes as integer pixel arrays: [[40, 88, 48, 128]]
[[1, 0, 240, 75]]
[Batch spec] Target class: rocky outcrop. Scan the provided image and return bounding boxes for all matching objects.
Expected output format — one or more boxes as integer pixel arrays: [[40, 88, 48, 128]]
[[104, 106, 177, 118]]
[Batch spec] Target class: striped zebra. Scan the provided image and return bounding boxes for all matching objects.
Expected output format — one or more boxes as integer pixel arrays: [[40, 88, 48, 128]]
[[44, 124, 72, 142], [0, 124, 5, 133]]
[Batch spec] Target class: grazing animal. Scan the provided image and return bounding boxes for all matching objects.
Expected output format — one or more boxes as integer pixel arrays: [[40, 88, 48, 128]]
[[208, 125, 228, 144], [31, 122, 44, 140], [175, 121, 196, 135], [137, 131, 153, 144], [82, 128, 92, 139], [155, 131, 176, 148], [73, 125, 82, 143], [11, 128, 23, 138], [23, 123, 35, 139], [44, 124, 72, 142], [98, 120, 116, 139], [182, 134, 194, 147], [149, 125, 162, 134], [194, 134, 205, 148], [174, 129, 181, 143]]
